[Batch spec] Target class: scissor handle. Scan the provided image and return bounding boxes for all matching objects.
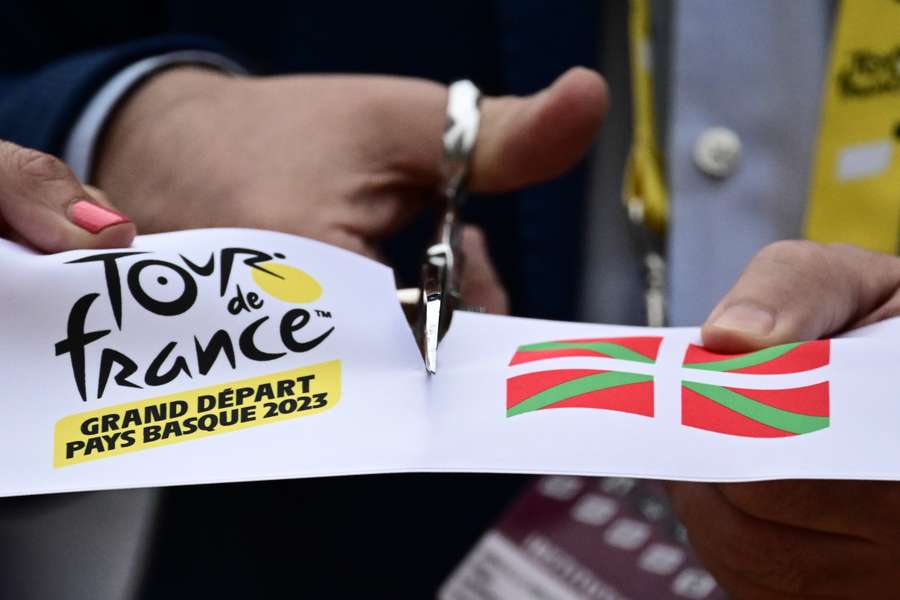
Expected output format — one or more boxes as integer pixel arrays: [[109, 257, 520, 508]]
[[412, 80, 482, 374]]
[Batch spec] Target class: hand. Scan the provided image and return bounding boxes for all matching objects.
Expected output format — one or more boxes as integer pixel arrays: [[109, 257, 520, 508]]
[[668, 241, 900, 599], [93, 67, 607, 313], [0, 140, 134, 252]]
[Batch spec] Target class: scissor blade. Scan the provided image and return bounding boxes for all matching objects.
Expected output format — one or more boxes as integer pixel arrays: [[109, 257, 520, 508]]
[[423, 290, 442, 374]]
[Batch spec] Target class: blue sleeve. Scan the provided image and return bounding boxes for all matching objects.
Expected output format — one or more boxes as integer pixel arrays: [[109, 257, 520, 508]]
[[0, 35, 240, 156]]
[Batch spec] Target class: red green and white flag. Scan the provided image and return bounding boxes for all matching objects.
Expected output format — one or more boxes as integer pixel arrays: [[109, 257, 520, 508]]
[[680, 340, 830, 437], [507, 369, 655, 418], [682, 340, 829, 374], [507, 335, 831, 439], [509, 336, 661, 366], [681, 381, 829, 437], [507, 337, 661, 418]]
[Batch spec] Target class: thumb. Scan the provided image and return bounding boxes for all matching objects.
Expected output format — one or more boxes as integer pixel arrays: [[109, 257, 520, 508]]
[[0, 141, 135, 253], [469, 67, 608, 193], [701, 241, 900, 353]]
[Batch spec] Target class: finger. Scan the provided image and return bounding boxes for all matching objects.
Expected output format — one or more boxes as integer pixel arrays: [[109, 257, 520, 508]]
[[701, 241, 900, 353], [714, 480, 900, 541], [83, 184, 110, 205], [458, 225, 509, 315], [380, 68, 607, 194], [667, 481, 881, 598], [320, 227, 382, 262], [470, 67, 608, 193], [0, 141, 135, 252]]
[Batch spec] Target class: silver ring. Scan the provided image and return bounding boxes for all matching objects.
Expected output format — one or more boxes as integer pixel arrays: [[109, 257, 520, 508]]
[[441, 80, 482, 198]]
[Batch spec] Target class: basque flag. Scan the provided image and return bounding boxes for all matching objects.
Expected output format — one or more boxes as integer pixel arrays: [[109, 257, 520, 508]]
[[681, 341, 830, 438], [683, 339, 829, 374], [507, 337, 661, 418]]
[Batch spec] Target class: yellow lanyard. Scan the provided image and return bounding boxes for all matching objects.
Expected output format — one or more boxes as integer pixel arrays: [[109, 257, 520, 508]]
[[804, 0, 900, 253], [623, 0, 668, 234], [626, 0, 900, 252]]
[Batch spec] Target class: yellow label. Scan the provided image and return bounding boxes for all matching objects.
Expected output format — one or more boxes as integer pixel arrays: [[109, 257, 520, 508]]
[[54, 360, 341, 467], [804, 0, 900, 252]]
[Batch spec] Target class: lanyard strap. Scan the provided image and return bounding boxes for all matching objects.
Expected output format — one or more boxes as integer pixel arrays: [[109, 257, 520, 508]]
[[623, 0, 668, 234], [626, 0, 900, 252], [624, 0, 668, 326], [625, 0, 900, 327], [804, 0, 900, 253]]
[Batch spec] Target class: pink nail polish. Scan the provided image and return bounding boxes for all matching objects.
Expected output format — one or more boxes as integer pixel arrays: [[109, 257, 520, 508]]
[[68, 200, 130, 234]]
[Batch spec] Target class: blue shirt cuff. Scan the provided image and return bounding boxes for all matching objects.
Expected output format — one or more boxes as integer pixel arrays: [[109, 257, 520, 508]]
[[63, 50, 247, 182]]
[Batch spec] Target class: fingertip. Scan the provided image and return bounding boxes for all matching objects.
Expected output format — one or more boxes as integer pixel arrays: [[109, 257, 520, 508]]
[[75, 190, 137, 247], [34, 201, 136, 253], [530, 66, 607, 155], [701, 324, 766, 354], [471, 68, 608, 193], [33, 220, 137, 254], [550, 66, 609, 122], [67, 199, 131, 233], [91, 220, 137, 249], [701, 302, 777, 353]]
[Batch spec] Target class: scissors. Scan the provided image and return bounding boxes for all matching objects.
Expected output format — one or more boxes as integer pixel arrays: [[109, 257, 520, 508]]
[[397, 80, 482, 375]]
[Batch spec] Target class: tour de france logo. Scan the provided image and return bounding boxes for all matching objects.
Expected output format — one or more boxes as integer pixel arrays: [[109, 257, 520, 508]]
[[507, 337, 830, 439], [52, 247, 342, 467]]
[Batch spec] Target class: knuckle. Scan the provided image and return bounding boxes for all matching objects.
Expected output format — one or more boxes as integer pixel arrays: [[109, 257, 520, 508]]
[[714, 484, 824, 594], [829, 242, 900, 282], [12, 147, 74, 185], [716, 483, 772, 518], [751, 240, 842, 315], [825, 241, 860, 254], [0, 139, 21, 160], [716, 481, 814, 525], [754, 239, 827, 269]]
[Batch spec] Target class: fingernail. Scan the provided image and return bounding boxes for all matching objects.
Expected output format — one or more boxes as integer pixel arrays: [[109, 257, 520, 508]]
[[68, 200, 130, 234], [710, 303, 776, 337]]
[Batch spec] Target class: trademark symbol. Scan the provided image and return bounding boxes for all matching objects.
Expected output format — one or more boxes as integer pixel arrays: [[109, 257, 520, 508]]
[[315, 310, 332, 318]]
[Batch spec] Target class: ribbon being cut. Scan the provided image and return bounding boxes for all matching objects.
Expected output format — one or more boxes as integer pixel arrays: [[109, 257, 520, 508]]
[[2, 228, 899, 497]]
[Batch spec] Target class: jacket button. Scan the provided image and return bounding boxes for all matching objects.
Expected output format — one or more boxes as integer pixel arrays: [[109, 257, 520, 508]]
[[693, 127, 742, 179]]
